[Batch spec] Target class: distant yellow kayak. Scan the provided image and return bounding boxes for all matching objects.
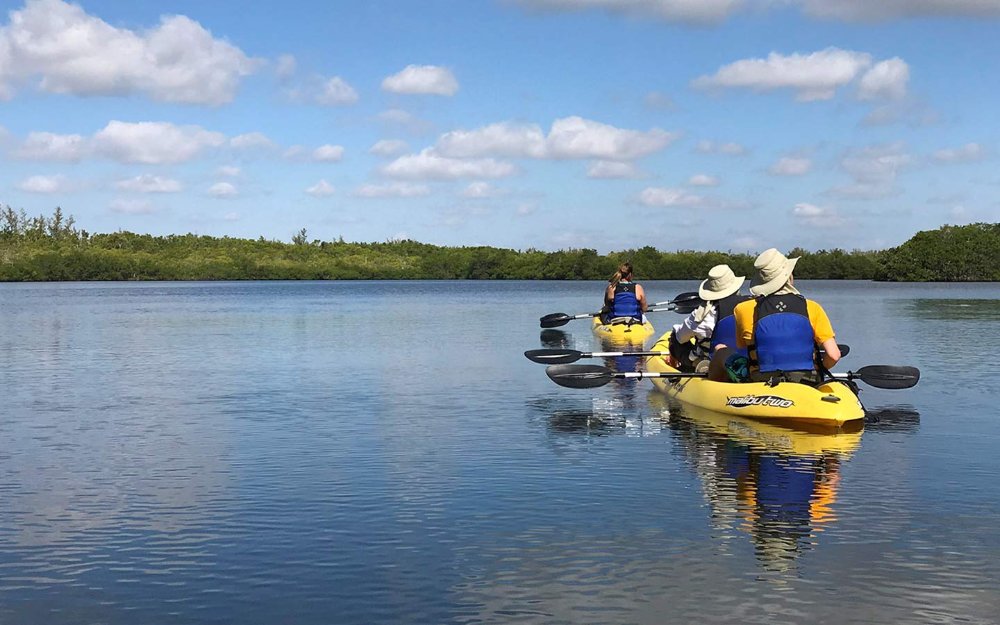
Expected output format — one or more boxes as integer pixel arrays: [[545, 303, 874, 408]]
[[591, 317, 654, 344], [646, 333, 865, 427]]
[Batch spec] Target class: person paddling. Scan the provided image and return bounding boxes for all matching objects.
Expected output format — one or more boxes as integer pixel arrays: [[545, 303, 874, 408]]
[[732, 248, 841, 383], [667, 264, 750, 381], [602, 262, 647, 324]]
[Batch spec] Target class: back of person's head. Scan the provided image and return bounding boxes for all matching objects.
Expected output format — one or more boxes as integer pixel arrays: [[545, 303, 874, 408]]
[[609, 262, 634, 287]]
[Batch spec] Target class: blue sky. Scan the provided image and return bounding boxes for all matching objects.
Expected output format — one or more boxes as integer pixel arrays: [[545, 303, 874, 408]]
[[1, 0, 998, 253]]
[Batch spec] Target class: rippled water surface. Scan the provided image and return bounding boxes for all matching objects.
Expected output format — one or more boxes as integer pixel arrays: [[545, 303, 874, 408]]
[[1, 280, 998, 624]]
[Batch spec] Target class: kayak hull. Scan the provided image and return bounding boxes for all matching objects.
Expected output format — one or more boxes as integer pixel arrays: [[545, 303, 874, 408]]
[[591, 317, 654, 344], [646, 333, 864, 427]]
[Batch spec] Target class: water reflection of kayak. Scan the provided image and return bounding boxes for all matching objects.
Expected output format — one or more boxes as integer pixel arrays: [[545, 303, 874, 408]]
[[651, 393, 859, 573], [591, 317, 654, 344], [646, 333, 864, 427]]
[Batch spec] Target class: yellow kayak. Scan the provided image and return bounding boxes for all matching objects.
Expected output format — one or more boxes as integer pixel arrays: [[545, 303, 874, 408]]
[[591, 317, 654, 344], [646, 333, 864, 427]]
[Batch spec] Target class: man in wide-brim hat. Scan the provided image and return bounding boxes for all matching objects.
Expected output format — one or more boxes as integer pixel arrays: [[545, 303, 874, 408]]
[[668, 264, 749, 380], [732, 248, 841, 381]]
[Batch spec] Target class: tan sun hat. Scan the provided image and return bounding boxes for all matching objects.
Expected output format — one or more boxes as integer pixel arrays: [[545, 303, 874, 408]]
[[749, 248, 799, 296], [698, 264, 745, 301]]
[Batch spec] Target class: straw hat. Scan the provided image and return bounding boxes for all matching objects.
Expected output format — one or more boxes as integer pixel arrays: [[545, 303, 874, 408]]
[[698, 264, 745, 301], [749, 248, 799, 296]]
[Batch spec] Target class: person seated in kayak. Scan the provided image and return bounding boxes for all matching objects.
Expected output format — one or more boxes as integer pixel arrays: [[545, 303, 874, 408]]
[[601, 262, 647, 324], [666, 264, 749, 381], [731, 248, 841, 383]]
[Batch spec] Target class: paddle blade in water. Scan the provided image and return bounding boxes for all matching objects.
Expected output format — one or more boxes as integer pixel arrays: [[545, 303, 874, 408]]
[[524, 348, 582, 364], [545, 364, 613, 389], [857, 365, 920, 389], [539, 313, 572, 328]]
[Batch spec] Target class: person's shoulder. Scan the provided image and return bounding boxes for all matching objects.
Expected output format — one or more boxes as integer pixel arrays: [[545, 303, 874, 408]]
[[734, 298, 756, 312]]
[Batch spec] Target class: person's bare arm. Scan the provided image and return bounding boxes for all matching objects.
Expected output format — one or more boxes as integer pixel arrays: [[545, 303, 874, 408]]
[[820, 337, 840, 369], [635, 284, 647, 312]]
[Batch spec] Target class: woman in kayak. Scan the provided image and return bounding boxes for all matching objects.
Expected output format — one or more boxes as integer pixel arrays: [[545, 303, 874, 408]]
[[601, 262, 647, 324], [667, 264, 749, 381], [731, 248, 841, 383]]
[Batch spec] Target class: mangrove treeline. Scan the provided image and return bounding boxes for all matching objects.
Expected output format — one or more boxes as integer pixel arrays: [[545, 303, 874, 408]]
[[0, 206, 997, 282]]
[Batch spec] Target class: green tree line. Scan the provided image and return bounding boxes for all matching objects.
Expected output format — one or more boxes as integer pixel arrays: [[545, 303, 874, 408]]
[[0, 206, 995, 281]]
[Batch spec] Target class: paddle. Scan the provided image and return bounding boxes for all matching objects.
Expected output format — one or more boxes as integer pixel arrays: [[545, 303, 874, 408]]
[[525, 348, 669, 364], [546, 364, 706, 388], [830, 365, 920, 390], [539, 292, 701, 328]]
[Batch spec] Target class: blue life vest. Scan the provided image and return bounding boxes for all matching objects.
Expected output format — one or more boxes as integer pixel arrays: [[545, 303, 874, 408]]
[[751, 294, 815, 373], [609, 281, 642, 321], [709, 292, 750, 357]]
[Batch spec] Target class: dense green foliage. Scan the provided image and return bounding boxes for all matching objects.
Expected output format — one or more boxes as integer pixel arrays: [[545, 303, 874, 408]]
[[0, 206, 994, 281]]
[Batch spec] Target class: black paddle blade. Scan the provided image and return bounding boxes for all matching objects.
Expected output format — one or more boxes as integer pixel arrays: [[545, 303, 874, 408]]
[[539, 313, 572, 328], [839, 344, 850, 357], [545, 364, 613, 389], [856, 365, 920, 389], [673, 301, 699, 315], [524, 348, 583, 364]]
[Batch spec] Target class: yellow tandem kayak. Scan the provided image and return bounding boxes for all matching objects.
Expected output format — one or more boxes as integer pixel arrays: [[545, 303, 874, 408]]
[[591, 317, 655, 344], [645, 333, 865, 427]]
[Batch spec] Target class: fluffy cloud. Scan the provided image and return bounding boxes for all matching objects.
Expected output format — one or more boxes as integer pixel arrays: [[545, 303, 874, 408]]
[[207, 182, 238, 198], [313, 144, 345, 162], [695, 140, 746, 156], [109, 198, 155, 214], [230, 132, 277, 150], [638, 187, 705, 207], [17, 173, 70, 193], [513, 0, 742, 24], [382, 149, 515, 180], [382, 65, 458, 96], [694, 48, 908, 102], [769, 156, 812, 176], [588, 161, 642, 179], [115, 174, 183, 193], [435, 117, 676, 161], [797, 0, 1000, 21], [688, 174, 719, 186], [316, 76, 359, 105], [369, 139, 409, 157], [792, 202, 845, 227], [94, 121, 225, 164], [305, 180, 335, 197], [16, 131, 87, 161], [461, 182, 501, 198], [353, 182, 431, 198], [933, 143, 985, 163], [0, 0, 256, 105]]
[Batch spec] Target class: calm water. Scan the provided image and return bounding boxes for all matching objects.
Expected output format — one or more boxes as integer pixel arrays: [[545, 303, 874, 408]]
[[1, 280, 998, 624]]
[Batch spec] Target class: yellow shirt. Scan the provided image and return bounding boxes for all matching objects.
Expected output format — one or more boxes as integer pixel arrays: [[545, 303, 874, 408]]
[[734, 298, 835, 349]]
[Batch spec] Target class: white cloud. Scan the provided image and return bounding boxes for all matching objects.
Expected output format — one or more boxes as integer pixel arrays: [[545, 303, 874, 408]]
[[933, 143, 985, 163], [513, 0, 743, 25], [382, 65, 458, 96], [353, 182, 431, 198], [306, 180, 335, 197], [829, 142, 911, 199], [792, 202, 845, 227], [462, 182, 501, 198], [688, 174, 719, 186], [316, 76, 359, 105], [769, 156, 812, 176], [857, 58, 909, 101], [109, 198, 155, 214], [114, 174, 183, 193], [435, 116, 676, 161], [313, 144, 345, 162], [217, 165, 241, 177], [16, 131, 87, 161], [0, 0, 256, 105], [369, 139, 409, 157], [588, 160, 642, 179], [638, 186, 705, 207], [693, 48, 904, 102], [695, 140, 746, 156], [208, 182, 238, 198], [382, 149, 516, 180], [797, 0, 1000, 21], [230, 132, 277, 150], [17, 173, 70, 193], [93, 121, 225, 164]]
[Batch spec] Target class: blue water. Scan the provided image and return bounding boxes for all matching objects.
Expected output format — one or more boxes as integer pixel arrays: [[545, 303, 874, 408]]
[[1, 280, 998, 624]]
